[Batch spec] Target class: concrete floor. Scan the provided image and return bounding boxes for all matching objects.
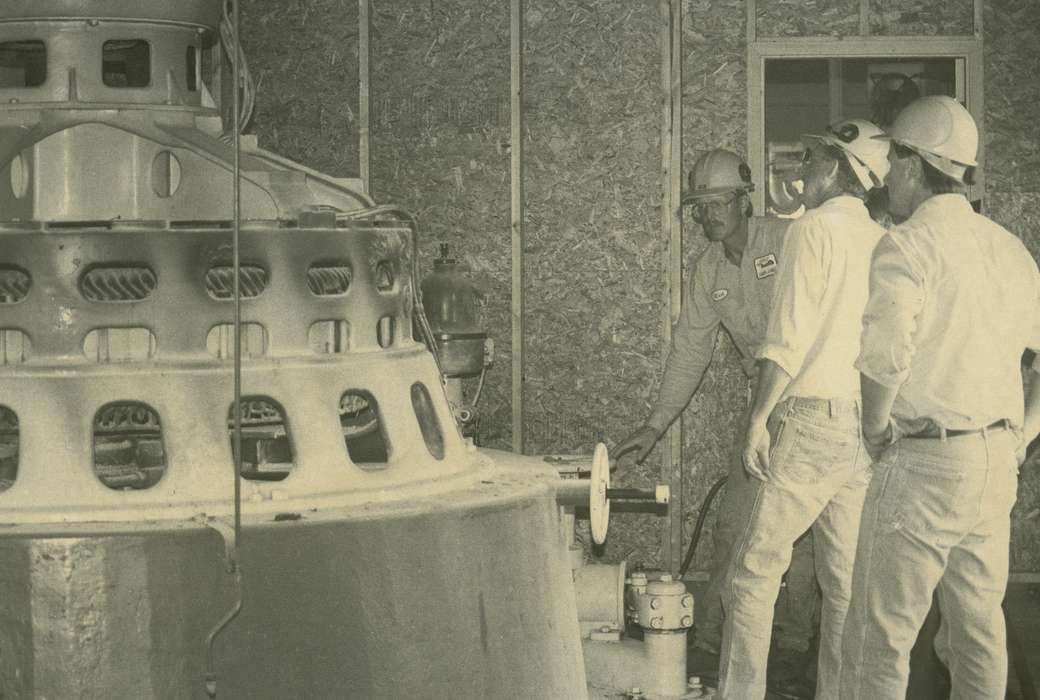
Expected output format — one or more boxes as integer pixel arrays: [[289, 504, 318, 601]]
[[680, 581, 1040, 700]]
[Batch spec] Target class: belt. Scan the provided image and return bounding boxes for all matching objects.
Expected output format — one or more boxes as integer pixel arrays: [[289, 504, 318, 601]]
[[904, 418, 1011, 440]]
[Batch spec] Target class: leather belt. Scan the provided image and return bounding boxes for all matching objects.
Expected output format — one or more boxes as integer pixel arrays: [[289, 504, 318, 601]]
[[904, 418, 1011, 440]]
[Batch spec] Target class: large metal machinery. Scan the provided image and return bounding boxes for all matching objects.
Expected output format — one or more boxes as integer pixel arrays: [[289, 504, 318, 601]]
[[0, 3, 703, 698]]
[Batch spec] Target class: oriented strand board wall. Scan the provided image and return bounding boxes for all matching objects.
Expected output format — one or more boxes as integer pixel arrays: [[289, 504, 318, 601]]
[[240, 0, 1040, 572], [985, 0, 1040, 571]]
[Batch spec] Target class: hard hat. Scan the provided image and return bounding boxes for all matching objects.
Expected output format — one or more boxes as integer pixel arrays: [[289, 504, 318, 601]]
[[803, 119, 890, 191], [876, 95, 978, 181], [685, 149, 754, 202]]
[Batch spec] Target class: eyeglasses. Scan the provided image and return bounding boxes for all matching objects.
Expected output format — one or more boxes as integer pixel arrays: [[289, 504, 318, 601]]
[[690, 192, 741, 220]]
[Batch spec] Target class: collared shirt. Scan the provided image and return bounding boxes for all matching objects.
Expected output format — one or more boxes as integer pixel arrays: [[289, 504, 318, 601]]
[[857, 194, 1040, 431], [647, 216, 789, 433], [756, 196, 886, 401]]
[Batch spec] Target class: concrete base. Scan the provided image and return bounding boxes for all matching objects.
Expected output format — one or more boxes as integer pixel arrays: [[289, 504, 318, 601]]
[[0, 475, 588, 699]]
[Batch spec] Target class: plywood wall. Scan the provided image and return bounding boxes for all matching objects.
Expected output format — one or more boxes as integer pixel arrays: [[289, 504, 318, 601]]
[[241, 0, 1040, 572]]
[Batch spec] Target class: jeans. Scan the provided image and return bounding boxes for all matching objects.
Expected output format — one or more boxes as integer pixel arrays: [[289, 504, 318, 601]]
[[717, 396, 871, 700], [695, 429, 819, 655], [840, 427, 1018, 700]]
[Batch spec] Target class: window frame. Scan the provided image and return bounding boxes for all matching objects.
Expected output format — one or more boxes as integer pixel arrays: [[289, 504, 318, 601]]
[[747, 36, 985, 212]]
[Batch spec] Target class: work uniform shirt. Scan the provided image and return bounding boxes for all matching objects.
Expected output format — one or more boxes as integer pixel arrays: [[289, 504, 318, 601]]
[[756, 196, 886, 401], [857, 194, 1040, 432], [647, 216, 790, 434]]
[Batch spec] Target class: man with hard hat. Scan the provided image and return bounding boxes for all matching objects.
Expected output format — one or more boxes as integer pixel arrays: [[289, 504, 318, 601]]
[[717, 119, 889, 700], [615, 149, 818, 667], [841, 96, 1040, 699]]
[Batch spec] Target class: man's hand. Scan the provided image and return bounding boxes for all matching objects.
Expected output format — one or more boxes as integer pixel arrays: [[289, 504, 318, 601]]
[[743, 417, 772, 482], [614, 425, 662, 466], [862, 418, 895, 462]]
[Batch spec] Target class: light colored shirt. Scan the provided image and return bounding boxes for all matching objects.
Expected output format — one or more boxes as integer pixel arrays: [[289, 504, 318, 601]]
[[857, 194, 1040, 431], [647, 216, 789, 433], [756, 196, 886, 401]]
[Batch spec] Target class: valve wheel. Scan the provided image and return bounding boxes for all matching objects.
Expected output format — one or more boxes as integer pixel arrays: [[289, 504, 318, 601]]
[[590, 442, 610, 545]]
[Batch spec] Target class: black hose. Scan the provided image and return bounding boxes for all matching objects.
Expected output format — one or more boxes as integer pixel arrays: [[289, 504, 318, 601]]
[[678, 475, 728, 579]]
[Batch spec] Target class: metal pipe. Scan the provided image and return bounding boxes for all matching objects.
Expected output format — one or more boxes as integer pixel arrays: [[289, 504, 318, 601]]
[[203, 1, 246, 695]]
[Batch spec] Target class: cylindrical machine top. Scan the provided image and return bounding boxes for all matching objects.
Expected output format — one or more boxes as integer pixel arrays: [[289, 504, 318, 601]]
[[0, 0, 222, 28]]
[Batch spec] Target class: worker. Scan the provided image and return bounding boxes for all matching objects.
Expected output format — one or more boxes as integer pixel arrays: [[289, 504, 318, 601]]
[[614, 149, 817, 673], [841, 96, 1040, 699], [719, 119, 890, 700]]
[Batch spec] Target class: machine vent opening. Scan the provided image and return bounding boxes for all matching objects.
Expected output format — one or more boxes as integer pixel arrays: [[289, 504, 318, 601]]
[[92, 402, 167, 490], [206, 323, 268, 359], [374, 261, 395, 291], [205, 265, 268, 300], [410, 383, 445, 460], [0, 266, 31, 303], [83, 328, 157, 362], [0, 330, 31, 365], [340, 390, 389, 467], [229, 397, 294, 481], [307, 263, 352, 296], [377, 316, 395, 348], [308, 320, 350, 354], [0, 406, 18, 493], [151, 150, 182, 198], [186, 45, 198, 91], [102, 40, 151, 88], [0, 41, 46, 88], [80, 265, 157, 302]]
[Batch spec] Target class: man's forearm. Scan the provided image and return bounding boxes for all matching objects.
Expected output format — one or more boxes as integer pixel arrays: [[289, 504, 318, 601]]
[[1022, 367, 1040, 443], [748, 359, 793, 426], [861, 373, 899, 438]]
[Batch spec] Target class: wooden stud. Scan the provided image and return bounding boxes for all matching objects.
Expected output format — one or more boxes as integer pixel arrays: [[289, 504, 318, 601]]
[[660, 0, 684, 574], [511, 0, 525, 454], [359, 0, 370, 193]]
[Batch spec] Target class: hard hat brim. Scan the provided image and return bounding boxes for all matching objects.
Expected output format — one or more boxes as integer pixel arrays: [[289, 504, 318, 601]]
[[802, 134, 880, 191], [882, 137, 978, 168], [682, 184, 754, 203]]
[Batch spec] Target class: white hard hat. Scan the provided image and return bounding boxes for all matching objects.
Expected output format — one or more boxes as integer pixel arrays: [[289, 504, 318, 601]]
[[684, 149, 755, 201], [876, 95, 978, 182], [803, 119, 890, 191]]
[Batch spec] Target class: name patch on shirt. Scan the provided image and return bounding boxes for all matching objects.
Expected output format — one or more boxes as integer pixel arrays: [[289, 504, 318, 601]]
[[711, 288, 728, 301], [754, 253, 777, 279]]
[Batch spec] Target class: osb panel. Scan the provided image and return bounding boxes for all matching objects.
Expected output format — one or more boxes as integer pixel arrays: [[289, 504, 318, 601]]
[[241, 0, 360, 176], [522, 0, 665, 567], [365, 2, 514, 449], [675, 0, 754, 573], [990, 192, 1040, 570], [984, 0, 1040, 193], [987, 0, 1040, 571], [869, 0, 974, 36], [239, 0, 1040, 574], [754, 0, 861, 37]]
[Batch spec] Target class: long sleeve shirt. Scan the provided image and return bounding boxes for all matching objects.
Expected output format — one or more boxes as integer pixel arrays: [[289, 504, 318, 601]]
[[756, 196, 886, 401], [647, 216, 790, 433], [857, 194, 1040, 431]]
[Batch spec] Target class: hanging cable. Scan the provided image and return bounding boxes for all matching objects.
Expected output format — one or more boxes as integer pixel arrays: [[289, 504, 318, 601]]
[[219, 0, 255, 137], [204, 1, 245, 696]]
